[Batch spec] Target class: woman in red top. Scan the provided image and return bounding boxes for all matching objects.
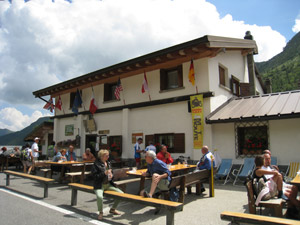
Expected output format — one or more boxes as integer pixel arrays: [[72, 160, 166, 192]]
[[156, 145, 173, 164]]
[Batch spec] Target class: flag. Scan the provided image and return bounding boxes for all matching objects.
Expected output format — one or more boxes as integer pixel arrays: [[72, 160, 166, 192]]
[[188, 59, 195, 86], [114, 78, 123, 100], [55, 95, 62, 111], [141, 71, 149, 93], [89, 91, 98, 114], [72, 89, 82, 115], [43, 97, 54, 113]]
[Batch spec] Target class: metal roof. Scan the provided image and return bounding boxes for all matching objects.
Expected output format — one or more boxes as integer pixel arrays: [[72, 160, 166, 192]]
[[206, 90, 300, 124]]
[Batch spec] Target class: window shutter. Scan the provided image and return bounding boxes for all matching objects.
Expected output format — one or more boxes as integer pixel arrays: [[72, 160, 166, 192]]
[[160, 69, 166, 90], [219, 66, 225, 86], [177, 65, 183, 87], [173, 133, 185, 153], [104, 83, 109, 102]]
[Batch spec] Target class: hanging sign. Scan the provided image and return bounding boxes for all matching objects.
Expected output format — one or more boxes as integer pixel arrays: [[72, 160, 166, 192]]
[[190, 94, 204, 149]]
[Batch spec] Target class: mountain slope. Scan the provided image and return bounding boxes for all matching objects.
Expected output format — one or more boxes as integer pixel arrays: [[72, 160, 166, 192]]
[[0, 129, 13, 137], [256, 32, 300, 92], [0, 117, 52, 145]]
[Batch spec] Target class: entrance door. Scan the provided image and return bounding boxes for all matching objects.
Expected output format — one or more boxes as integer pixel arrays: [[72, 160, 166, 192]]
[[85, 135, 97, 157]]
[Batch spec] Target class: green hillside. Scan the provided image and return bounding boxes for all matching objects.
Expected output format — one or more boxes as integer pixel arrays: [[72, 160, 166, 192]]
[[0, 117, 52, 145], [256, 32, 300, 92], [0, 129, 13, 137]]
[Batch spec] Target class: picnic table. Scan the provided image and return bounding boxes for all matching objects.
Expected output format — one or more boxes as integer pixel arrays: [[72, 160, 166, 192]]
[[45, 161, 94, 182], [127, 163, 197, 193], [290, 170, 300, 188]]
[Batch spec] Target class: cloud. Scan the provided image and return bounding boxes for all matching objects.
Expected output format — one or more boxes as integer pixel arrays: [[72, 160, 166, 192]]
[[292, 18, 300, 33], [0, 107, 51, 131], [0, 0, 288, 129]]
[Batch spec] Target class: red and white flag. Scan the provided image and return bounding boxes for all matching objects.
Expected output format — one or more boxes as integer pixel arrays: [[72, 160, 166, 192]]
[[43, 97, 54, 113], [141, 71, 149, 93], [89, 91, 98, 114], [55, 95, 62, 111], [114, 78, 123, 100]]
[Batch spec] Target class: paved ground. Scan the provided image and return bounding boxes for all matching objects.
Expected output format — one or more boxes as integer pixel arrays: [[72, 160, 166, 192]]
[[0, 169, 252, 225]]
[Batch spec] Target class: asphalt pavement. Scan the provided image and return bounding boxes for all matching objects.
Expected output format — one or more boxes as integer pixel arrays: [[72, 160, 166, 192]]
[[0, 170, 250, 225]]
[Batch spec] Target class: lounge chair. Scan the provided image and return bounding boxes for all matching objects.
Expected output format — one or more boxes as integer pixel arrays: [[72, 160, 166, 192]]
[[232, 158, 255, 185], [215, 159, 233, 185], [285, 162, 300, 183], [271, 156, 277, 166]]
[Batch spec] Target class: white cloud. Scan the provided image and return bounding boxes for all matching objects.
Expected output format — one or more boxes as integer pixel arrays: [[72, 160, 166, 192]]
[[292, 18, 300, 33], [0, 0, 288, 129], [0, 107, 51, 131]]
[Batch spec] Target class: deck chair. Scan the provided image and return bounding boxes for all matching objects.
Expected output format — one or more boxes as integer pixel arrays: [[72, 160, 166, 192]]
[[271, 156, 277, 166], [232, 158, 255, 185], [215, 159, 233, 185], [285, 162, 300, 183]]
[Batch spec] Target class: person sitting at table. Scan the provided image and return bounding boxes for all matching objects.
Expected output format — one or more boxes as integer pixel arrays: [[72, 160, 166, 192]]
[[156, 145, 173, 165], [92, 149, 123, 220], [66, 145, 77, 161], [196, 145, 215, 171], [82, 148, 96, 161], [52, 149, 67, 162], [140, 150, 171, 198], [262, 149, 279, 171]]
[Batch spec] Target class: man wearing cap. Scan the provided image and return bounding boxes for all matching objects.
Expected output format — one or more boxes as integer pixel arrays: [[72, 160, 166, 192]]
[[31, 137, 41, 173]]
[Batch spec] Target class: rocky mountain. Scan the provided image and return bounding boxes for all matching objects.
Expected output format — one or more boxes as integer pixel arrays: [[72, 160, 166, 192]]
[[0, 129, 13, 137], [256, 32, 300, 92]]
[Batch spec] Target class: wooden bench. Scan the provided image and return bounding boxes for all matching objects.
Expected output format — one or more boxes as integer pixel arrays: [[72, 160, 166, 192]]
[[221, 211, 300, 225], [245, 179, 285, 217], [185, 169, 212, 197], [68, 183, 183, 225], [4, 170, 55, 198]]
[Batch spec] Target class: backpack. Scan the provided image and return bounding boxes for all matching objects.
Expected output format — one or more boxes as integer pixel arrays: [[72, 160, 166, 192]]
[[20, 148, 31, 161]]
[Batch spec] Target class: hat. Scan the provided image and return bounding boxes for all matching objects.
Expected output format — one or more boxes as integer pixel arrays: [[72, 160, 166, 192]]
[[34, 137, 40, 141], [1, 147, 7, 151]]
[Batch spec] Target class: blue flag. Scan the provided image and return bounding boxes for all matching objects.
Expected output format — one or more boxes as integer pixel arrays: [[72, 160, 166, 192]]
[[72, 89, 82, 115]]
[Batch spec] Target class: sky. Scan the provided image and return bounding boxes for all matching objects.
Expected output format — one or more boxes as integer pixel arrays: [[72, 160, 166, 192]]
[[0, 0, 300, 131]]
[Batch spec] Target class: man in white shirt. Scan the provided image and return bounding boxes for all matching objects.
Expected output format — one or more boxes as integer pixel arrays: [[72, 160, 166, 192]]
[[31, 137, 41, 173]]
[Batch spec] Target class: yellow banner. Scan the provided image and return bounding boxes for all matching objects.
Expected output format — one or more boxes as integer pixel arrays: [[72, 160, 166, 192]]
[[190, 94, 204, 149]]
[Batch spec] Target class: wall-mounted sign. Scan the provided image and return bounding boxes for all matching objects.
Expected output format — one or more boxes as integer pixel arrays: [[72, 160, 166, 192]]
[[99, 130, 110, 135], [65, 124, 74, 136], [132, 133, 143, 144]]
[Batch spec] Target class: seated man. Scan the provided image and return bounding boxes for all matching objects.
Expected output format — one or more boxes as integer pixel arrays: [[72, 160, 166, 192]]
[[156, 145, 173, 165], [66, 145, 77, 161], [82, 148, 96, 161], [140, 150, 171, 198], [262, 149, 279, 171], [196, 145, 215, 170]]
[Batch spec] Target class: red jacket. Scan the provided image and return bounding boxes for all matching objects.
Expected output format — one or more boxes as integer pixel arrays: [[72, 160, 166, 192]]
[[156, 151, 174, 164]]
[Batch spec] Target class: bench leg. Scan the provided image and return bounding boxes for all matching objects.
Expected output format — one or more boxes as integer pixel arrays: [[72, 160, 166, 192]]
[[166, 210, 175, 225], [71, 189, 78, 206], [187, 186, 192, 194], [6, 174, 10, 186], [195, 183, 201, 195], [274, 205, 283, 217], [43, 183, 49, 198]]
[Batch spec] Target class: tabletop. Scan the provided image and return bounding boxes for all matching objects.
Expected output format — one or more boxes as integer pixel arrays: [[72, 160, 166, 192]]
[[45, 160, 94, 165], [290, 171, 300, 185], [127, 163, 196, 176]]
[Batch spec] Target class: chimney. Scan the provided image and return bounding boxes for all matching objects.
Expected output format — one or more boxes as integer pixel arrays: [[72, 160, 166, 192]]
[[244, 31, 256, 96], [265, 78, 272, 93]]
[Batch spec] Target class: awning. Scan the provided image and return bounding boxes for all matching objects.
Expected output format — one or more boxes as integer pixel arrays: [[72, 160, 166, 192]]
[[206, 90, 300, 124]]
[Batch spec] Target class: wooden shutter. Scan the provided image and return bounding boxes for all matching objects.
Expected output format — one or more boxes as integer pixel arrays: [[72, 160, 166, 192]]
[[173, 133, 185, 153], [160, 69, 167, 90], [219, 66, 225, 86], [104, 83, 110, 102], [177, 65, 183, 87], [145, 135, 154, 146]]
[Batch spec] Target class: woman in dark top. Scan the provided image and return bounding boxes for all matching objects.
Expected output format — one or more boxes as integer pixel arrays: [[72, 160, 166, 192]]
[[92, 149, 123, 220]]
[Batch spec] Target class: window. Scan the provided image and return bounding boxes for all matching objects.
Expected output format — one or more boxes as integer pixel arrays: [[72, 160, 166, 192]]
[[219, 65, 228, 87], [235, 121, 269, 157], [160, 65, 183, 91], [104, 82, 118, 102], [145, 133, 185, 153], [70, 90, 82, 108], [231, 75, 240, 96]]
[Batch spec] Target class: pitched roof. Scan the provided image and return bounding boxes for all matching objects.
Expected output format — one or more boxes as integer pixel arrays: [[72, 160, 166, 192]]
[[206, 90, 300, 124], [33, 35, 258, 98]]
